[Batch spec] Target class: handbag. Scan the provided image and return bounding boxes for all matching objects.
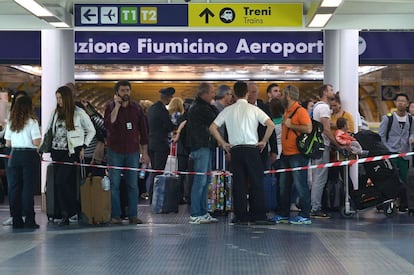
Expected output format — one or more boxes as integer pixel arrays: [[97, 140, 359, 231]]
[[39, 127, 53, 153], [39, 112, 56, 153]]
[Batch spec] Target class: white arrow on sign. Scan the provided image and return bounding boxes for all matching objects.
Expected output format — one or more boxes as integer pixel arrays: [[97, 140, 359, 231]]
[[81, 7, 98, 24], [101, 7, 118, 24]]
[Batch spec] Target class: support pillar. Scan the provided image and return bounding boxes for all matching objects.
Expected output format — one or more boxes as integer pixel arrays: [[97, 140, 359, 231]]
[[323, 29, 360, 189]]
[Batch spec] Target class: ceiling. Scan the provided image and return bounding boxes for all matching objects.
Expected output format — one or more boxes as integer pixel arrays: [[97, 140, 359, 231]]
[[0, 0, 414, 30], [0, 1, 413, 82], [7, 63, 386, 81]]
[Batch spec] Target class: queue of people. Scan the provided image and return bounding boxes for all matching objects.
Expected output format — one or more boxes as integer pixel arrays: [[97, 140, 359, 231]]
[[3, 80, 413, 231]]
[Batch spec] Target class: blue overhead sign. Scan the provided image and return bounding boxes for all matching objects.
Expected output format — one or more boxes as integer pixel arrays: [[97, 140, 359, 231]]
[[74, 4, 188, 27], [3, 31, 414, 65]]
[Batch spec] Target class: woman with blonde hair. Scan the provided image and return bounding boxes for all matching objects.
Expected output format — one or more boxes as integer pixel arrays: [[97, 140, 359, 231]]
[[168, 97, 185, 126]]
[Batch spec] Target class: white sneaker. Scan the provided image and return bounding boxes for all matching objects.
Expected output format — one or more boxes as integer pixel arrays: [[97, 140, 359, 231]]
[[203, 213, 218, 223], [189, 215, 211, 224], [69, 214, 78, 223], [2, 217, 13, 226]]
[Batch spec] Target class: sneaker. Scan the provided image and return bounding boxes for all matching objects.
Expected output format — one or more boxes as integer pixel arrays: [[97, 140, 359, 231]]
[[289, 215, 312, 225], [310, 210, 331, 219], [69, 214, 78, 224], [129, 217, 143, 225], [2, 217, 13, 226], [189, 215, 211, 224], [111, 217, 123, 224], [269, 215, 289, 224], [203, 213, 218, 223], [140, 192, 149, 200]]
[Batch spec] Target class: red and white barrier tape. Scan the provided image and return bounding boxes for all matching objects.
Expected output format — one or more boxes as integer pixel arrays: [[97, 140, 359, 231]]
[[0, 151, 413, 176]]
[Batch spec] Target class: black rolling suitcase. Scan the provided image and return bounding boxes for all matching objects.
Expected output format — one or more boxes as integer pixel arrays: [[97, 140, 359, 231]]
[[45, 164, 61, 221], [406, 151, 414, 215], [151, 173, 181, 213]]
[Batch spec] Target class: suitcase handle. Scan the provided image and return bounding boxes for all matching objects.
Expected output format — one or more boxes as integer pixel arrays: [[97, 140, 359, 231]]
[[216, 147, 226, 171]]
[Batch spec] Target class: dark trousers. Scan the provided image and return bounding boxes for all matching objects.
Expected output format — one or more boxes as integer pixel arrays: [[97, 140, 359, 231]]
[[8, 149, 40, 223], [51, 149, 79, 218], [231, 146, 266, 221]]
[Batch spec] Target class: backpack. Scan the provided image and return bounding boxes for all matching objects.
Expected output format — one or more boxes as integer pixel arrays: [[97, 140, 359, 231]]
[[289, 106, 325, 159], [385, 113, 412, 142]]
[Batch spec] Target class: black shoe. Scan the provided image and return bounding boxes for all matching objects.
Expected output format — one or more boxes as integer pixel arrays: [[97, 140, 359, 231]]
[[58, 217, 69, 226], [230, 218, 249, 225], [409, 209, 414, 216], [12, 217, 24, 229], [253, 220, 274, 225], [24, 222, 40, 229]]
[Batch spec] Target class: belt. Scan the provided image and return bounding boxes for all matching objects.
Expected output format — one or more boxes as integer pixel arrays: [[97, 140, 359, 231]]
[[12, 147, 38, 151], [231, 144, 258, 149]]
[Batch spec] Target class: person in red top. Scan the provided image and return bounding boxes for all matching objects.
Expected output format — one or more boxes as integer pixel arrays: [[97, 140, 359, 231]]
[[104, 80, 150, 225], [335, 117, 367, 156], [270, 85, 313, 225]]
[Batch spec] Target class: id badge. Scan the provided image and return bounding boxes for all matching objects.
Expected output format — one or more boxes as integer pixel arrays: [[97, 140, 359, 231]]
[[126, 122, 133, 130]]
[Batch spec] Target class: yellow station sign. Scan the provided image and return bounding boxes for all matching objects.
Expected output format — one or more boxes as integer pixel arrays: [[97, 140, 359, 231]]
[[188, 3, 303, 27]]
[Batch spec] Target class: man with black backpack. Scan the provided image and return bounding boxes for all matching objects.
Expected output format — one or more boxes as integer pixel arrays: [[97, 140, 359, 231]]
[[269, 85, 313, 225], [310, 84, 341, 219], [378, 93, 414, 212]]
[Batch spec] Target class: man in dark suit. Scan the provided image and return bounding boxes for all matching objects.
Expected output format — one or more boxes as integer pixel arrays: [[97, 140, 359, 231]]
[[247, 82, 278, 167], [146, 87, 176, 199]]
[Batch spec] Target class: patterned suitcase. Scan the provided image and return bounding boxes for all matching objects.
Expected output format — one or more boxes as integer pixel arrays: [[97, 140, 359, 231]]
[[207, 148, 232, 214]]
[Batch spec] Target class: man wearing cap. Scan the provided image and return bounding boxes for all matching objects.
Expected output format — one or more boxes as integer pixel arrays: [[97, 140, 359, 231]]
[[147, 87, 177, 199], [104, 80, 150, 225]]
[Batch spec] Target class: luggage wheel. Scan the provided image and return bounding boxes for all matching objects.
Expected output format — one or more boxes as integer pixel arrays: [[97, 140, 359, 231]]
[[383, 201, 397, 217], [339, 206, 355, 219]]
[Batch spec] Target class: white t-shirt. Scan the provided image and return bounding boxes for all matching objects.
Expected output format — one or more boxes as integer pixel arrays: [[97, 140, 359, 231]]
[[213, 99, 270, 146], [5, 118, 41, 148], [312, 101, 331, 146]]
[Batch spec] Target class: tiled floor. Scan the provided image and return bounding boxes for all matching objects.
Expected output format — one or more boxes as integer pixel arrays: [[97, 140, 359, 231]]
[[1, 197, 414, 275]]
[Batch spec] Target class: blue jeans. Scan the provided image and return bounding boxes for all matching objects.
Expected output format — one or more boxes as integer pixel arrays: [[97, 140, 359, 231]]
[[107, 149, 139, 218], [190, 147, 212, 217], [279, 154, 311, 218]]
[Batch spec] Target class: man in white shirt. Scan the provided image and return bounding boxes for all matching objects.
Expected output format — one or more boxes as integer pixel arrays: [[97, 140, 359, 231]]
[[311, 84, 340, 218], [210, 81, 275, 225]]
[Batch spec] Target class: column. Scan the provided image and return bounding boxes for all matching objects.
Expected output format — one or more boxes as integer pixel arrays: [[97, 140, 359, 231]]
[[41, 30, 74, 200], [323, 30, 340, 91], [323, 29, 360, 189]]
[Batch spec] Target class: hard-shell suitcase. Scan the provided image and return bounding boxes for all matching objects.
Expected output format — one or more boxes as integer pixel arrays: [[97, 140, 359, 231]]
[[80, 175, 111, 224], [406, 153, 414, 213], [151, 174, 181, 214], [45, 164, 61, 221], [208, 148, 232, 214]]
